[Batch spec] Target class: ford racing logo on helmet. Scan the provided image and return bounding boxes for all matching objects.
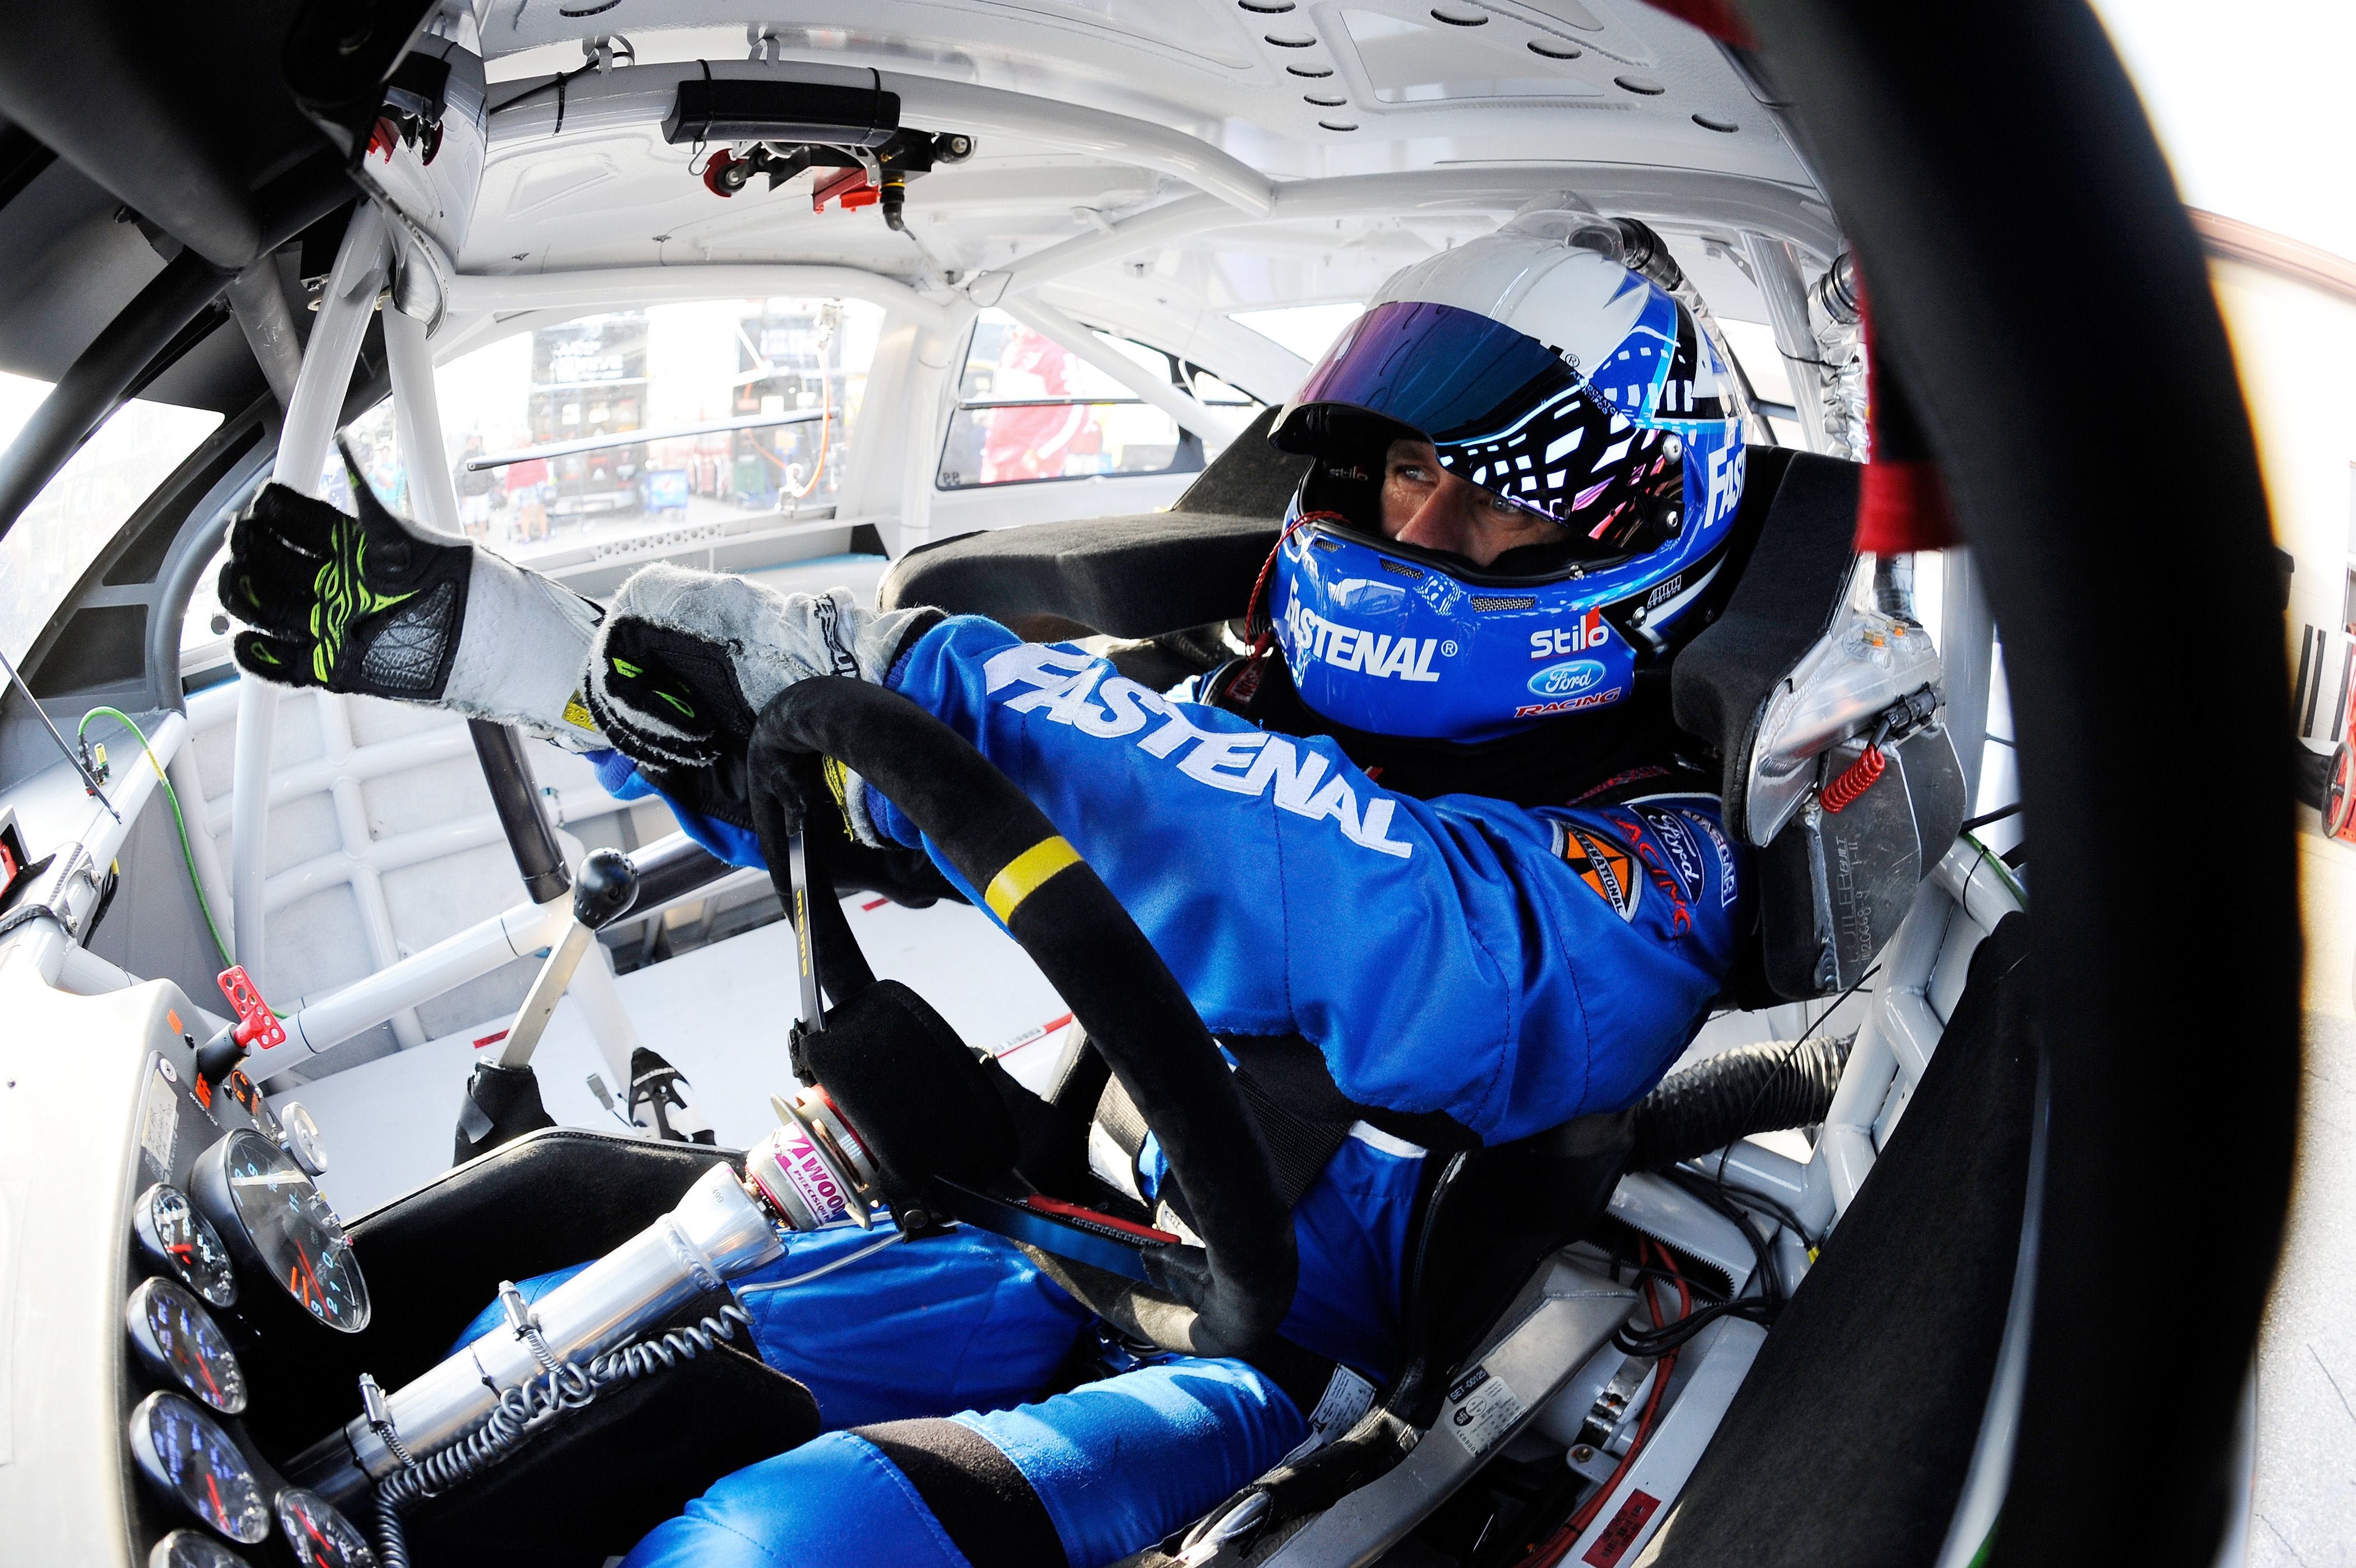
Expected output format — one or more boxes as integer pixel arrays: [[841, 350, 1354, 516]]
[[1528, 659, 1607, 698]]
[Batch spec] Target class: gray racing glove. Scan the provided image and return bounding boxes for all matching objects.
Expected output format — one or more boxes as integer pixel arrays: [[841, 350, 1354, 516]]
[[222, 443, 609, 751], [582, 563, 937, 842]]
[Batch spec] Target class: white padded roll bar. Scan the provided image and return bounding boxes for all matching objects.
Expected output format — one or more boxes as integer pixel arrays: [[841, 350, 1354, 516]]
[[995, 295, 1247, 448], [229, 203, 390, 991]]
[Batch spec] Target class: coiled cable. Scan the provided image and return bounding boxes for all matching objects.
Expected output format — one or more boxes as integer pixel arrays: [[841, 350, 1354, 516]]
[[370, 1301, 753, 1568]]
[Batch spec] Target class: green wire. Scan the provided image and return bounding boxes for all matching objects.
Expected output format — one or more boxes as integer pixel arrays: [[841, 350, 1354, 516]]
[[76, 705, 235, 970], [1960, 828, 2029, 909]]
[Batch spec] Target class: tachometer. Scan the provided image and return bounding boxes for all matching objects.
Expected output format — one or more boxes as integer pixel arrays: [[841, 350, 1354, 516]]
[[132, 1184, 237, 1309], [273, 1487, 378, 1568], [126, 1391, 271, 1544], [149, 1529, 256, 1568], [126, 1276, 247, 1414], [189, 1129, 370, 1333]]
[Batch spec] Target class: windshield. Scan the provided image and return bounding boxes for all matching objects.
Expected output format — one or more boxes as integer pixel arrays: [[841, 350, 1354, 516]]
[[0, 375, 220, 669], [336, 297, 882, 562], [178, 297, 885, 672]]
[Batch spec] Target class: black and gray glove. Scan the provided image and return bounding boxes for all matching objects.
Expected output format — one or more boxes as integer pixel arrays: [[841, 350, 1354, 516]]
[[582, 563, 937, 840], [220, 443, 609, 749]]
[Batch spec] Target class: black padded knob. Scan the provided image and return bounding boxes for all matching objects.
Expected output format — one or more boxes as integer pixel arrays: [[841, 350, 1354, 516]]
[[573, 847, 638, 930]]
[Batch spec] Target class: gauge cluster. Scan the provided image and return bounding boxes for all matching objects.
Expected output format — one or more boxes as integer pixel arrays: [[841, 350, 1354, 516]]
[[118, 1036, 375, 1567]]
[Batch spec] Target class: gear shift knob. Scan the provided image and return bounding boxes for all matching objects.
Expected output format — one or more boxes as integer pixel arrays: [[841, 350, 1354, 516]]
[[573, 847, 638, 930]]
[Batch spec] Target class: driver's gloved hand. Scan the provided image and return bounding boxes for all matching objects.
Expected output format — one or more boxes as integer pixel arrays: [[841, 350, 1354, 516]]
[[583, 563, 933, 842], [220, 442, 609, 751]]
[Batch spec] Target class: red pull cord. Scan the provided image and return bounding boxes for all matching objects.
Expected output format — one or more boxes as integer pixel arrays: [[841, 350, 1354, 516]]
[[1242, 512, 1347, 654], [1820, 744, 1887, 813]]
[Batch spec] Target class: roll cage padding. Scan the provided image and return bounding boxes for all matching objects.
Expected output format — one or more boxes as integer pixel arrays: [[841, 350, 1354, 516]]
[[1749, 2, 2297, 1559], [746, 677, 1299, 1357]]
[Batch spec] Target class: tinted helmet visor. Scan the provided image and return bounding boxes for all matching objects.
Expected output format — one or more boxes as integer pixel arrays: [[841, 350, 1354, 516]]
[[1280, 298, 1717, 564]]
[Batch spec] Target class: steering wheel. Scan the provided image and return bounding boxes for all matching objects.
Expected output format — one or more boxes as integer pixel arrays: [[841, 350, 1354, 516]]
[[1748, 1, 2300, 1560], [740, 675, 1299, 1358]]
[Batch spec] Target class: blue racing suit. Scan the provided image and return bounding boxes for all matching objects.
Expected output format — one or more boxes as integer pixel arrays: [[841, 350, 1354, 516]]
[[562, 615, 1747, 1567]]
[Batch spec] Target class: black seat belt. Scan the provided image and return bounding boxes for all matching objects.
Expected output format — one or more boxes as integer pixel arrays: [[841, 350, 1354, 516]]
[[1094, 1058, 1355, 1213]]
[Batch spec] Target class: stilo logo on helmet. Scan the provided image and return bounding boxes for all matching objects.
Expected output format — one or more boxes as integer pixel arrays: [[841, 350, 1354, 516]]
[[1262, 205, 1749, 747]]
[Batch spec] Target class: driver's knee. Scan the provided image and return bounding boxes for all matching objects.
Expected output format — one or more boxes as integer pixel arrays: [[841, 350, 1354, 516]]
[[621, 1429, 981, 1568], [623, 1357, 1306, 1568], [961, 1357, 1306, 1567]]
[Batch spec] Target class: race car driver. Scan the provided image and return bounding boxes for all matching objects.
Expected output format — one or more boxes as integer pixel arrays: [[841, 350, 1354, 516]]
[[220, 197, 1756, 1568]]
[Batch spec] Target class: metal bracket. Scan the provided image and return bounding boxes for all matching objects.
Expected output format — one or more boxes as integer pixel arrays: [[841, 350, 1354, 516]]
[[0, 842, 98, 940]]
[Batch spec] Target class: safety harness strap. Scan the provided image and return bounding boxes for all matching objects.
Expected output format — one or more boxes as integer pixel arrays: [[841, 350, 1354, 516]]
[[1234, 1071, 1357, 1210], [1093, 1060, 1355, 1215]]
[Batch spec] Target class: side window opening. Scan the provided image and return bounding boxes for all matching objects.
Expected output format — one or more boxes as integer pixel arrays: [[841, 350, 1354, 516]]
[[936, 309, 1259, 490]]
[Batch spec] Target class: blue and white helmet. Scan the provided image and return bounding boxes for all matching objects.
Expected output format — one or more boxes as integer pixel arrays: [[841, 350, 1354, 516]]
[[1265, 199, 1750, 744]]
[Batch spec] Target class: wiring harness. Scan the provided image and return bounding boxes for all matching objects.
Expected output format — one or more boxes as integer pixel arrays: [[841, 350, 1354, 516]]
[[367, 1296, 754, 1568], [1609, 1171, 1788, 1359]]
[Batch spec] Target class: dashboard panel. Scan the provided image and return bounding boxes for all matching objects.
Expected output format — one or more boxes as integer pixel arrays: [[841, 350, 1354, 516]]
[[0, 956, 370, 1567]]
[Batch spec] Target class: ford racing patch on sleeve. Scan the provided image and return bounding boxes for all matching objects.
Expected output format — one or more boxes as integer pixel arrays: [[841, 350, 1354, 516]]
[[1628, 805, 1705, 902]]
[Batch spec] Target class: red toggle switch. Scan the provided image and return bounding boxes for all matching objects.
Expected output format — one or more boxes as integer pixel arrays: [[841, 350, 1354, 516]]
[[216, 966, 286, 1052]]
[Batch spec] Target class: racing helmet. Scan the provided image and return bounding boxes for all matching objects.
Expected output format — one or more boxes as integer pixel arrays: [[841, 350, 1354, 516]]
[[1264, 197, 1750, 744]]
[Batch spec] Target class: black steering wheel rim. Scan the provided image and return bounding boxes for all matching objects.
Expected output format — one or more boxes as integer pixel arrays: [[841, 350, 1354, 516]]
[[744, 674, 1299, 1358], [1748, 2, 2301, 1561]]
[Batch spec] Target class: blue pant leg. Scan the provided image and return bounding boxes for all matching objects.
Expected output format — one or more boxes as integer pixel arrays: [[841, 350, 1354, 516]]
[[622, 1432, 976, 1568], [622, 1357, 1305, 1568], [960, 1357, 1308, 1568], [732, 1225, 1093, 1429], [451, 1226, 1092, 1433]]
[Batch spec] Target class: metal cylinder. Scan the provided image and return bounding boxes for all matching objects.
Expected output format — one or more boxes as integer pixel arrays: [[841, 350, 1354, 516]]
[[292, 1162, 781, 1506], [744, 1088, 882, 1232]]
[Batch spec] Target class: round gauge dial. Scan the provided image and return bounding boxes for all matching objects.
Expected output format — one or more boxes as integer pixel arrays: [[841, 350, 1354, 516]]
[[274, 1488, 378, 1568], [126, 1277, 247, 1414], [132, 1184, 237, 1309], [149, 1529, 256, 1568], [190, 1129, 370, 1332], [126, 1391, 271, 1544]]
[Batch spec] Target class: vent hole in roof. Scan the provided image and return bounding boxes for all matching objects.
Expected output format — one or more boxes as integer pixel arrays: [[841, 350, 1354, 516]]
[[1614, 74, 1667, 95], [1318, 119, 1360, 131], [1240, 0, 1296, 11], [1304, 94, 1348, 107], [1470, 594, 1537, 611], [1429, 7, 1488, 23], [1379, 559, 1426, 580], [1692, 112, 1738, 132], [1527, 40, 1581, 59], [1287, 64, 1336, 77], [1266, 32, 1318, 47]]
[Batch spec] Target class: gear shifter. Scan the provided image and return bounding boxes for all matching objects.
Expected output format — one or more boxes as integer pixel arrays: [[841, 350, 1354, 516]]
[[453, 849, 638, 1161], [495, 848, 637, 1072]]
